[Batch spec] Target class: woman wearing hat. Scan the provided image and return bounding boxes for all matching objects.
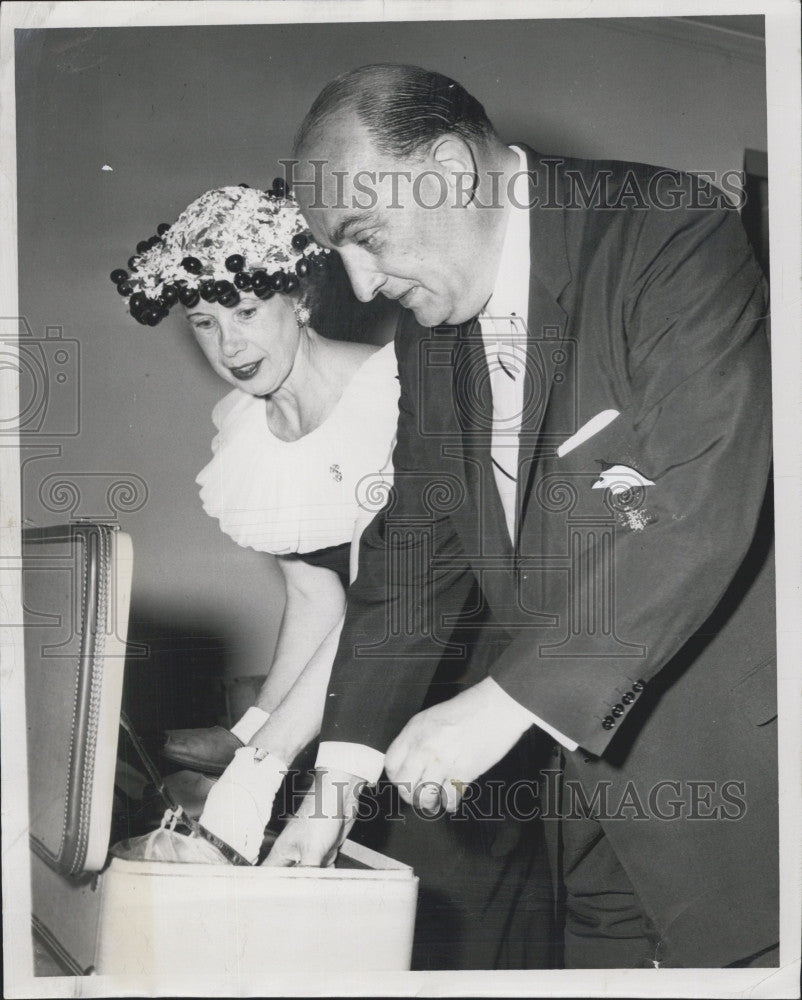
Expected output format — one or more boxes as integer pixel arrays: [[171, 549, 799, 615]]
[[110, 183, 553, 969]]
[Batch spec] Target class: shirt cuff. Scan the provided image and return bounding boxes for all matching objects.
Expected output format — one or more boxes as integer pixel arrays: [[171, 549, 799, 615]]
[[527, 712, 579, 753], [315, 741, 386, 785], [488, 677, 579, 752]]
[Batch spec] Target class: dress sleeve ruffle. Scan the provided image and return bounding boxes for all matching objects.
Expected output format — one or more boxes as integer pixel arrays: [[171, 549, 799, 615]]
[[196, 343, 399, 555]]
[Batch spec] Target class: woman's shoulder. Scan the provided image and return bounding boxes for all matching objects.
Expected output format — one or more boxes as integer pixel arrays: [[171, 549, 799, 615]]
[[344, 339, 398, 388], [210, 387, 258, 432], [336, 340, 399, 416]]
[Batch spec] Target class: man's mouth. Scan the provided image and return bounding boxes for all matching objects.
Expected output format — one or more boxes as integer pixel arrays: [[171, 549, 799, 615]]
[[229, 360, 262, 381]]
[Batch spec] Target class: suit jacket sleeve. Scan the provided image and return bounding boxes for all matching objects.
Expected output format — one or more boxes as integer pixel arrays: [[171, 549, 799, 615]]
[[318, 324, 477, 752], [490, 199, 771, 757]]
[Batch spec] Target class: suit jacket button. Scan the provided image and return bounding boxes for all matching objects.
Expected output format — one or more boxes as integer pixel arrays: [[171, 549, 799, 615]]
[[602, 715, 615, 729], [612, 704, 624, 717], [622, 692, 635, 705], [632, 680, 645, 692]]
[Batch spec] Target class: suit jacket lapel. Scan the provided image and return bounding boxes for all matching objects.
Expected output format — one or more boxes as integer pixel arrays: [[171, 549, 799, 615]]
[[516, 147, 573, 540]]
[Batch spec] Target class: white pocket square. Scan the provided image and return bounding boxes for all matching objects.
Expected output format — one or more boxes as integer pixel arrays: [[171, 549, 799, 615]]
[[592, 465, 655, 495], [557, 409, 620, 458]]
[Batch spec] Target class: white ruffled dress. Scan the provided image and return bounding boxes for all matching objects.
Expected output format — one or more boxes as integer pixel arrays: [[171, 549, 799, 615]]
[[196, 342, 398, 556]]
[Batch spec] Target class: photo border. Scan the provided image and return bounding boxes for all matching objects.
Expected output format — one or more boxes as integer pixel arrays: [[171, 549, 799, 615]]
[[1, 2, 799, 997]]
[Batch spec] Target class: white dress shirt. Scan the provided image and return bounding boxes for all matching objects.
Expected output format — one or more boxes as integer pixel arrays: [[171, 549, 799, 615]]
[[317, 147, 577, 785]]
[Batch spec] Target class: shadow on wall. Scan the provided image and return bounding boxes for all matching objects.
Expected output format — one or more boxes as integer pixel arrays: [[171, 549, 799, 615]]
[[312, 251, 400, 345], [122, 603, 237, 743]]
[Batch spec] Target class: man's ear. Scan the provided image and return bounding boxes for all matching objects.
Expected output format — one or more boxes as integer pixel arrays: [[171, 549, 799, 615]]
[[429, 135, 479, 206]]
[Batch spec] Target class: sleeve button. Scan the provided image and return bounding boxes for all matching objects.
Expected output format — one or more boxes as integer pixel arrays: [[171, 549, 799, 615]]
[[632, 680, 645, 692], [622, 692, 635, 705], [611, 704, 624, 717]]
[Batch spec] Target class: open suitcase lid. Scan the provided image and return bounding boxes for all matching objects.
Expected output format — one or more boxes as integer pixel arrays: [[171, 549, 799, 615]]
[[23, 523, 133, 878], [22, 522, 413, 884]]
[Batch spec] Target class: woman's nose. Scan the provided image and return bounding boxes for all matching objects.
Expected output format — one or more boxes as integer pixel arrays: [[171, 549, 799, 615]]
[[217, 320, 245, 357]]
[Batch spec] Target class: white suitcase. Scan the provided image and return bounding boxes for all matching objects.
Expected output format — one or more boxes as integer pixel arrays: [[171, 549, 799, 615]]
[[23, 523, 418, 979]]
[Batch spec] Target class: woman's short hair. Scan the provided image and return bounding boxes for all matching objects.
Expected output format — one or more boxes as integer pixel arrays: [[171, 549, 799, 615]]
[[294, 63, 497, 159]]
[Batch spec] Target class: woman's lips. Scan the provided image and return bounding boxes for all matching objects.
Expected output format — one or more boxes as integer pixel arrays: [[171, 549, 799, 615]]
[[229, 359, 262, 381]]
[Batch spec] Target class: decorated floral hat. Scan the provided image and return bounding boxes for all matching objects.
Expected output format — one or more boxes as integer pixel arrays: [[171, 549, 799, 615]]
[[109, 180, 330, 326]]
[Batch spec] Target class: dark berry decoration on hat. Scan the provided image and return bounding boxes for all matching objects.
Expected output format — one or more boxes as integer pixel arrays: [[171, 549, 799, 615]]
[[182, 256, 203, 274], [113, 185, 329, 327]]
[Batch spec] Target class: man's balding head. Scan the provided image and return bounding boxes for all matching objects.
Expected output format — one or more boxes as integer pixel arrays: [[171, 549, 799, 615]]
[[289, 65, 515, 326], [293, 63, 497, 161]]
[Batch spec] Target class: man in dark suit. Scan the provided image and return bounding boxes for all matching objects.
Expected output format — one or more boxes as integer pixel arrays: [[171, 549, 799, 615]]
[[267, 64, 777, 969]]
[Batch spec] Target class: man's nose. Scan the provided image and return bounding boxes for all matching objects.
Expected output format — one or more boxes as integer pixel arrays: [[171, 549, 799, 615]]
[[340, 249, 385, 303]]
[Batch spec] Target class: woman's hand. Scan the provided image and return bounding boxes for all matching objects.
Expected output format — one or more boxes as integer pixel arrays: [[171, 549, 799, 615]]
[[198, 747, 289, 864], [262, 767, 364, 868]]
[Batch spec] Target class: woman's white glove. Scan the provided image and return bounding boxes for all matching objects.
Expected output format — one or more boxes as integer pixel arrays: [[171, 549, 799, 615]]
[[198, 746, 287, 864]]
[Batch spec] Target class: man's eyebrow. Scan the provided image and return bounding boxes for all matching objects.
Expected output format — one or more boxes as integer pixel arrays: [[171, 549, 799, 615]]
[[330, 212, 376, 246]]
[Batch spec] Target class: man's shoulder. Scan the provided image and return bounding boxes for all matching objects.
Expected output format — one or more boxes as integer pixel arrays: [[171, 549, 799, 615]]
[[516, 144, 738, 213]]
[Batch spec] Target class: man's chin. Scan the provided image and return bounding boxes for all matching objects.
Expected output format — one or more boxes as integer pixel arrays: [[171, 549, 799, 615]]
[[408, 301, 459, 329]]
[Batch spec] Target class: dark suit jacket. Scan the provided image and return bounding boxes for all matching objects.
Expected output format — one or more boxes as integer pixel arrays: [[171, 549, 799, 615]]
[[320, 148, 777, 966]]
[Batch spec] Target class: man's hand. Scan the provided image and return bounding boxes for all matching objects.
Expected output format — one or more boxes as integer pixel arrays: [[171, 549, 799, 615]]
[[263, 767, 364, 868], [384, 677, 533, 813]]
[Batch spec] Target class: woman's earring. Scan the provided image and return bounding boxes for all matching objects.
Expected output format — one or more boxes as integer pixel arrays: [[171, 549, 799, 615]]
[[294, 303, 311, 328]]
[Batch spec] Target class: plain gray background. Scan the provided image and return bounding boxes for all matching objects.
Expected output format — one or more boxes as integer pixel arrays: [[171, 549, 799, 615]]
[[14, 17, 767, 730]]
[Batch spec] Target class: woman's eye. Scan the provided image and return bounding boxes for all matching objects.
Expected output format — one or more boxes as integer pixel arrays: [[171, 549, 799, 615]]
[[237, 308, 257, 321], [193, 319, 215, 333]]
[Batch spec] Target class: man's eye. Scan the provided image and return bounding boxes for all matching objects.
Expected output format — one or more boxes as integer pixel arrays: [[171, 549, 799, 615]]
[[356, 233, 380, 251]]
